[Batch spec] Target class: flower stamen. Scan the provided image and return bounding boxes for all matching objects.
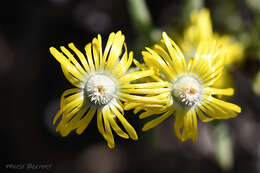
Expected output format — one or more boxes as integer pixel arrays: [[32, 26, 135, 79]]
[[85, 74, 118, 106], [172, 75, 202, 109]]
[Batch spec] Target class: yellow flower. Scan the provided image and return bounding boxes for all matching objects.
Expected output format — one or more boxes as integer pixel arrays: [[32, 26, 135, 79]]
[[49, 31, 162, 148], [181, 9, 213, 60], [181, 8, 244, 66], [139, 32, 241, 142]]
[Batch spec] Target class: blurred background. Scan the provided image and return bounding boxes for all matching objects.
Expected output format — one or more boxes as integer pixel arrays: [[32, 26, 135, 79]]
[[1, 0, 260, 172]]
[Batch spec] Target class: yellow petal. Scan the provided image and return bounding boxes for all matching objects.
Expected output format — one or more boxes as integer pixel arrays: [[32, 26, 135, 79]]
[[162, 32, 187, 73], [204, 87, 234, 96], [61, 106, 88, 136], [68, 43, 91, 72], [121, 82, 170, 89], [182, 110, 197, 142], [207, 96, 241, 113], [102, 106, 115, 148], [121, 88, 169, 95], [120, 93, 168, 104], [60, 89, 81, 107], [106, 31, 125, 70], [84, 43, 95, 71], [142, 109, 173, 131], [110, 104, 138, 140], [76, 107, 97, 134], [119, 70, 154, 84], [142, 50, 174, 80], [195, 107, 213, 122], [124, 102, 143, 110], [61, 65, 83, 88], [102, 32, 115, 67], [60, 46, 86, 75], [106, 108, 129, 139], [173, 110, 184, 140], [91, 37, 100, 70], [49, 47, 85, 80], [112, 44, 132, 78], [97, 108, 107, 140]]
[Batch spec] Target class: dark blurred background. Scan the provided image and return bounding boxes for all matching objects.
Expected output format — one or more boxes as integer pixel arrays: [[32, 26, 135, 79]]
[[1, 0, 260, 172]]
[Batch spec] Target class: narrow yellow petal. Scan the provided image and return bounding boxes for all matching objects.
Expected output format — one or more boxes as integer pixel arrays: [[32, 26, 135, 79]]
[[199, 96, 238, 119], [106, 108, 129, 139], [106, 31, 125, 70], [53, 109, 62, 125], [62, 101, 84, 122], [91, 37, 100, 70], [119, 70, 154, 84], [120, 93, 168, 104], [142, 109, 173, 131], [124, 102, 143, 110], [61, 92, 82, 108], [60, 46, 86, 75], [61, 65, 83, 87], [56, 120, 65, 133], [153, 44, 173, 67], [142, 50, 174, 80], [205, 87, 234, 96], [113, 47, 133, 78], [60, 89, 81, 107], [207, 96, 241, 113], [110, 104, 138, 140], [61, 106, 88, 136], [68, 43, 91, 72], [97, 108, 107, 140], [138, 110, 154, 119], [97, 35, 103, 67], [121, 82, 170, 89], [102, 32, 115, 66], [182, 110, 197, 142], [61, 96, 84, 115], [121, 88, 169, 95], [139, 106, 169, 119], [174, 111, 184, 140], [199, 103, 226, 119], [49, 47, 84, 80], [102, 106, 115, 148], [84, 43, 95, 71], [133, 58, 146, 70], [112, 44, 130, 77], [162, 32, 187, 72], [76, 107, 97, 134], [110, 99, 124, 114], [195, 107, 213, 122]]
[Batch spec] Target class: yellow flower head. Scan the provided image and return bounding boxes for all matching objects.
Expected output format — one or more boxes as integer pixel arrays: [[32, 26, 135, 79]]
[[139, 32, 241, 142], [181, 9, 213, 59], [49, 31, 158, 148], [181, 8, 244, 66]]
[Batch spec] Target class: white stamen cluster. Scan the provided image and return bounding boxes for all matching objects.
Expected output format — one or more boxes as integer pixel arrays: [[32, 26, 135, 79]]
[[85, 74, 117, 106], [172, 74, 202, 109]]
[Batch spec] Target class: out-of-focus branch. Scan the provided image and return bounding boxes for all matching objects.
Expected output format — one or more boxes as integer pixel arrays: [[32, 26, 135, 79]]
[[183, 0, 204, 21], [128, 0, 160, 45], [213, 121, 233, 171]]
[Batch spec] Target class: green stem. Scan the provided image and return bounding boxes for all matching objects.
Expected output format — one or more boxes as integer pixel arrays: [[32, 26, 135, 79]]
[[183, 0, 204, 22], [212, 121, 234, 171], [128, 0, 160, 45]]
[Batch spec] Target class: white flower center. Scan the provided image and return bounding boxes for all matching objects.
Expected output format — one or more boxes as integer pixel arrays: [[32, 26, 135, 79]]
[[171, 74, 202, 109], [85, 74, 117, 105]]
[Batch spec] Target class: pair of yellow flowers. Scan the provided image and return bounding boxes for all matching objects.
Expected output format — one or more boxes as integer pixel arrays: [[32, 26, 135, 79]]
[[50, 9, 241, 148]]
